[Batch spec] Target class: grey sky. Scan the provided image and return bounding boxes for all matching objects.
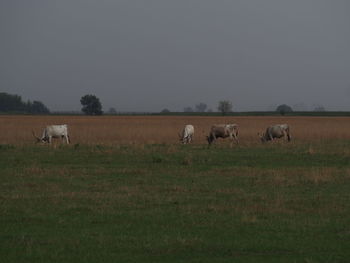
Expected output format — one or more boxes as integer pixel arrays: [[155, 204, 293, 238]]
[[1, 0, 350, 112]]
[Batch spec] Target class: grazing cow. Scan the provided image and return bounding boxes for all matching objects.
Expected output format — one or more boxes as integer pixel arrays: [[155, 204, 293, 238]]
[[259, 124, 291, 142], [32, 124, 70, 144], [179, 124, 194, 144], [207, 124, 239, 147]]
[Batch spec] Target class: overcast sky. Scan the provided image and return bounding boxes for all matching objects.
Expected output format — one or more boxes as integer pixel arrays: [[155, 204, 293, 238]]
[[1, 0, 350, 112]]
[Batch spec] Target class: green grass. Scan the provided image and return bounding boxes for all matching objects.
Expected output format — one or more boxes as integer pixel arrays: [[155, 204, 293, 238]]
[[1, 142, 350, 262]]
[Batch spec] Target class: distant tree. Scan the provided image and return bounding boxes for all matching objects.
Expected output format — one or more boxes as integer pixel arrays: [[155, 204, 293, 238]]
[[266, 104, 278, 111], [195, 102, 207, 112], [276, 104, 293, 115], [0, 92, 50, 114], [80, 94, 103, 115], [293, 103, 308, 111], [313, 104, 326, 112], [107, 107, 117, 114], [183, 106, 194, 113], [161, 108, 171, 114], [27, 100, 50, 114], [0, 92, 26, 112], [217, 100, 233, 115]]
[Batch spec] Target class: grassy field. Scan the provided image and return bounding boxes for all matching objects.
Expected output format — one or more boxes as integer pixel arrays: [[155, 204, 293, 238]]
[[1, 116, 350, 262], [1, 115, 350, 145]]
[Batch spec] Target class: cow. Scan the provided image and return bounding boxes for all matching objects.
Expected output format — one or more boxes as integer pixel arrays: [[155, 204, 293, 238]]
[[178, 124, 194, 144], [207, 124, 239, 147], [32, 124, 70, 144], [258, 124, 291, 142]]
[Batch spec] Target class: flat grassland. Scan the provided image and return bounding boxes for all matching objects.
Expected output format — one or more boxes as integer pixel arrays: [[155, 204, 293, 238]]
[[1, 116, 350, 262], [1, 115, 350, 145]]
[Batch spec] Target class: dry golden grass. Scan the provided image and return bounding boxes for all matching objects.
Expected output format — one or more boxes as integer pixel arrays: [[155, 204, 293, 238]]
[[1, 115, 350, 145]]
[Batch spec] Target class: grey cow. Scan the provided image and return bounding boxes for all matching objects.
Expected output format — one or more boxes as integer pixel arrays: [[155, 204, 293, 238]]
[[259, 124, 291, 142], [207, 124, 239, 147]]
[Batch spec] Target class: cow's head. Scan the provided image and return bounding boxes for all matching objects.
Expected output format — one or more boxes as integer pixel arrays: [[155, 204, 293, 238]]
[[206, 135, 213, 145], [258, 132, 267, 143], [178, 133, 185, 144], [32, 131, 41, 143], [32, 131, 47, 143]]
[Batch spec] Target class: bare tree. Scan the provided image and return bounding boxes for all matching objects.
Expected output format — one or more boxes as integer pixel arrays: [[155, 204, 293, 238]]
[[195, 102, 207, 112], [313, 104, 326, 112], [217, 100, 233, 115], [183, 106, 194, 112], [107, 107, 117, 114]]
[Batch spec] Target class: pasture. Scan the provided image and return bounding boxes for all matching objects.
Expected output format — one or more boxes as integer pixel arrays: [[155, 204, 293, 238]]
[[2, 115, 350, 145], [1, 115, 350, 262]]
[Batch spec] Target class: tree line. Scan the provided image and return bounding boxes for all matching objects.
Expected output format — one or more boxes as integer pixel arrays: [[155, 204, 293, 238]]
[[1, 92, 327, 116], [0, 93, 104, 115], [0, 92, 50, 114]]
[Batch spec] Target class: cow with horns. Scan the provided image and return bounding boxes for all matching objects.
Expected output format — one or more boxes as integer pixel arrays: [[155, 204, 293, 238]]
[[258, 124, 291, 142], [178, 124, 194, 144], [32, 124, 70, 144], [207, 124, 239, 147]]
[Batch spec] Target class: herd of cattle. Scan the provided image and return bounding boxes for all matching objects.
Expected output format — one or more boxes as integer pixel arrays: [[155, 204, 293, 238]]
[[179, 123, 291, 146], [32, 123, 291, 146]]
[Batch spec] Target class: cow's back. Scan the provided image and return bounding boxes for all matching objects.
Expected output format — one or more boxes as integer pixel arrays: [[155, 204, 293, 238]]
[[277, 124, 288, 130], [46, 124, 68, 136], [211, 125, 227, 137], [226, 124, 238, 136], [184, 125, 194, 135], [268, 125, 284, 138]]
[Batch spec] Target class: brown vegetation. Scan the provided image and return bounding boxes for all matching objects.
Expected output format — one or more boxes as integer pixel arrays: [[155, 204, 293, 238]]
[[1, 115, 350, 145]]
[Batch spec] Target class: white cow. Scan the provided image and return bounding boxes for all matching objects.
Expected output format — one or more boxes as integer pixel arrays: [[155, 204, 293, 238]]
[[32, 124, 70, 144], [179, 124, 194, 144]]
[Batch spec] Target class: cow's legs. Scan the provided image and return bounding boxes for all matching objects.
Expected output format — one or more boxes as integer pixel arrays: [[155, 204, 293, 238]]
[[268, 131, 273, 141], [283, 131, 287, 141], [184, 135, 189, 144], [212, 133, 217, 145], [228, 134, 235, 148], [286, 132, 291, 142], [232, 132, 239, 144], [207, 133, 216, 147]]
